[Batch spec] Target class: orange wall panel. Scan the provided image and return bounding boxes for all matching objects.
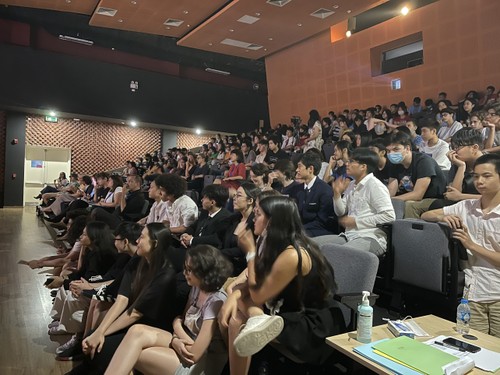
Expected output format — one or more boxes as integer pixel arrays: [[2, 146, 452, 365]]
[[265, 0, 500, 126]]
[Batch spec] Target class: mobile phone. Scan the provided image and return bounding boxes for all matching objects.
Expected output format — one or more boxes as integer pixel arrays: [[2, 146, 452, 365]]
[[44, 277, 54, 286], [442, 337, 481, 353]]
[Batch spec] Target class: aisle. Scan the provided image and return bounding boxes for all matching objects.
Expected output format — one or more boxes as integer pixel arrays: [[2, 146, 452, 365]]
[[0, 207, 73, 375]]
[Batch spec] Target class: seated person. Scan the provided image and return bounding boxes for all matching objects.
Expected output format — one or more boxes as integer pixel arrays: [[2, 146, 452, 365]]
[[387, 132, 446, 218], [138, 179, 166, 225], [41, 175, 94, 217], [289, 150, 335, 237], [281, 127, 296, 153], [104, 245, 232, 375], [438, 108, 463, 143], [314, 148, 396, 256], [269, 159, 300, 195], [264, 135, 289, 169], [93, 175, 123, 212], [368, 139, 390, 186], [186, 154, 210, 194], [69, 224, 179, 375], [180, 185, 232, 249], [323, 140, 352, 184], [249, 163, 271, 191], [421, 154, 500, 338], [254, 139, 268, 165], [484, 103, 500, 153], [92, 173, 111, 204], [431, 128, 485, 210], [92, 175, 145, 229], [418, 119, 451, 170], [39, 172, 79, 205], [241, 139, 256, 169], [219, 196, 345, 374], [218, 149, 246, 197], [155, 173, 198, 235], [34, 171, 69, 199]]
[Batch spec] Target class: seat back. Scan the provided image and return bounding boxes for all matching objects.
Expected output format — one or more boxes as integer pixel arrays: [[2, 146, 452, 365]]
[[392, 219, 451, 293], [203, 174, 215, 188], [391, 198, 406, 220], [322, 142, 335, 161], [185, 190, 199, 204], [321, 244, 379, 326]]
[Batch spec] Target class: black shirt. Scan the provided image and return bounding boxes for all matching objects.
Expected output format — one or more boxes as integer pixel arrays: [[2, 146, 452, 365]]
[[389, 152, 446, 199], [264, 149, 288, 168], [447, 164, 479, 195]]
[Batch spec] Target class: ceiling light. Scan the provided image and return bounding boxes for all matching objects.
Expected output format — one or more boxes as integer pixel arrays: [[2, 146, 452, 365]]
[[208, 42, 213, 46], [131, 0, 137, 4], [297, 23, 302, 27], [268, 37, 273, 41], [118, 19, 123, 23], [183, 10, 189, 14], [345, 30, 352, 38], [401, 6, 410, 15], [333, 5, 339, 9], [255, 12, 261, 16], [205, 68, 230, 76], [130, 121, 137, 127], [195, 129, 201, 135], [49, 111, 57, 116], [229, 29, 234, 32], [58, 35, 94, 46], [347, 9, 352, 13]]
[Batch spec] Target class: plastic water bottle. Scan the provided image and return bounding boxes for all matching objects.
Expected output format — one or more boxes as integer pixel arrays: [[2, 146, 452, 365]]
[[456, 298, 471, 334], [357, 291, 373, 343]]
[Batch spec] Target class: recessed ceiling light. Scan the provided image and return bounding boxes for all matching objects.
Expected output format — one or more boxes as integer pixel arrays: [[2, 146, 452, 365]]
[[195, 129, 201, 135], [345, 30, 352, 37], [118, 19, 123, 23], [73, 118, 80, 121], [347, 10, 351, 13], [49, 111, 57, 116], [130, 121, 137, 127], [166, 26, 171, 30], [268, 37, 273, 41], [208, 42, 213, 46], [183, 10, 189, 14], [255, 12, 261, 16], [264, 48, 268, 51], [297, 23, 302, 27], [111, 47, 115, 50], [229, 29, 234, 32], [65, 0, 71, 3], [401, 6, 410, 15], [333, 5, 339, 9], [187, 24, 191, 27], [131, 0, 137, 4]]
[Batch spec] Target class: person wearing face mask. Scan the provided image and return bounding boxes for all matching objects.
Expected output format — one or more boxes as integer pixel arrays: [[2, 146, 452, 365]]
[[387, 132, 446, 218], [392, 105, 411, 127]]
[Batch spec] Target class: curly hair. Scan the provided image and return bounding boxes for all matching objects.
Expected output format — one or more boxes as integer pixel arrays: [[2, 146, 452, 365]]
[[186, 245, 232, 292], [155, 173, 187, 199]]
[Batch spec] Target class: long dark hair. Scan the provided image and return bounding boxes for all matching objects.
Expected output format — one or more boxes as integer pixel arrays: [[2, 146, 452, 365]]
[[85, 221, 116, 256], [253, 196, 334, 300], [128, 223, 173, 313]]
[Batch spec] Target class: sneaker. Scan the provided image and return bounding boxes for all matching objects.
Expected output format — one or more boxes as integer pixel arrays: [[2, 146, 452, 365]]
[[56, 334, 81, 355], [233, 314, 284, 357], [56, 342, 84, 361], [48, 324, 68, 335], [48, 320, 60, 329]]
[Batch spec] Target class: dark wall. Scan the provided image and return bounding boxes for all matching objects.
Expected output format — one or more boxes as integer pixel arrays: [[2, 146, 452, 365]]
[[4, 112, 26, 206], [0, 43, 269, 133]]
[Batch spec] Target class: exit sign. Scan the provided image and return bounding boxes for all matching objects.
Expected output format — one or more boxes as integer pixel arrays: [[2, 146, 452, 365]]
[[45, 116, 58, 123]]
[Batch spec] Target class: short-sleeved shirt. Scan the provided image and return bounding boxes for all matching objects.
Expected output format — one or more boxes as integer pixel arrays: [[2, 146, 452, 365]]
[[437, 121, 463, 141], [162, 195, 199, 228], [389, 152, 446, 198], [183, 287, 227, 339], [443, 199, 500, 303], [419, 139, 451, 170], [264, 149, 288, 167]]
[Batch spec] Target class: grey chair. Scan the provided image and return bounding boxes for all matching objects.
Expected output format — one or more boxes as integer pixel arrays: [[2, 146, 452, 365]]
[[320, 244, 379, 330], [203, 174, 215, 188], [389, 219, 464, 317], [391, 198, 406, 220]]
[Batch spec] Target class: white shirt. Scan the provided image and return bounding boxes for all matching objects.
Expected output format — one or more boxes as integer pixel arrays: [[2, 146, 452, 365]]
[[419, 139, 451, 170], [146, 200, 167, 224], [334, 173, 396, 249], [163, 194, 199, 228], [437, 121, 463, 141], [304, 176, 317, 191], [443, 199, 500, 303], [104, 186, 123, 204]]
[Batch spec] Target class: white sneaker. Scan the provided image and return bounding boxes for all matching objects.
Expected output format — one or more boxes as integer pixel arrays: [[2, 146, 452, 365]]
[[233, 314, 284, 357]]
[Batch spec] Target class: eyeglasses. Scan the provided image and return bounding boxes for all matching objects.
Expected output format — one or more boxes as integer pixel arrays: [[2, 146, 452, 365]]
[[451, 144, 471, 151]]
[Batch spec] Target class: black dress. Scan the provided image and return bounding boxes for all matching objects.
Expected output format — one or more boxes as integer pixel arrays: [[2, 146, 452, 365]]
[[264, 247, 346, 364]]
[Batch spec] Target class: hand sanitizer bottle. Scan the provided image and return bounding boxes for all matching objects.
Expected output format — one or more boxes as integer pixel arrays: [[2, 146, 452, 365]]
[[357, 291, 373, 343]]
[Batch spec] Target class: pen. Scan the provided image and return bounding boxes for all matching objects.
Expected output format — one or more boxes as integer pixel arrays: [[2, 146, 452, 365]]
[[434, 341, 466, 352]]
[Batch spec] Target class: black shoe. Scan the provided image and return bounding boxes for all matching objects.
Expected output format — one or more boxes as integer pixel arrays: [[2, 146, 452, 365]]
[[34, 194, 42, 200], [56, 339, 84, 361], [51, 290, 57, 297]]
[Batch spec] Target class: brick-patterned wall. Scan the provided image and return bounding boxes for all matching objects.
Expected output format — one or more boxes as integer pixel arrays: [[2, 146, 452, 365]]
[[26, 116, 161, 174], [177, 132, 214, 150], [0, 111, 6, 206]]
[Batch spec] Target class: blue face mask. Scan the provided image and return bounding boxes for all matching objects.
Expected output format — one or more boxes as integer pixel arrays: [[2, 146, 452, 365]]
[[387, 152, 404, 164]]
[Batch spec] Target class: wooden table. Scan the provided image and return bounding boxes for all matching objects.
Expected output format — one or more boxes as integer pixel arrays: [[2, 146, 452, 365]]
[[326, 314, 500, 374]]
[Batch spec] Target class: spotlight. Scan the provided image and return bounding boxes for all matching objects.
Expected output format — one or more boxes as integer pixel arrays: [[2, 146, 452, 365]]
[[401, 6, 409, 16], [195, 129, 202, 135], [345, 30, 352, 38], [49, 110, 57, 116], [130, 121, 137, 127]]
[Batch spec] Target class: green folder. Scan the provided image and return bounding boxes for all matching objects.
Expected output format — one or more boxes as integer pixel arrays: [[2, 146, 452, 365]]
[[373, 336, 458, 375]]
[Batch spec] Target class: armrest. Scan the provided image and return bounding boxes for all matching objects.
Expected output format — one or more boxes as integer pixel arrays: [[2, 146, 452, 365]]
[[334, 292, 379, 312]]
